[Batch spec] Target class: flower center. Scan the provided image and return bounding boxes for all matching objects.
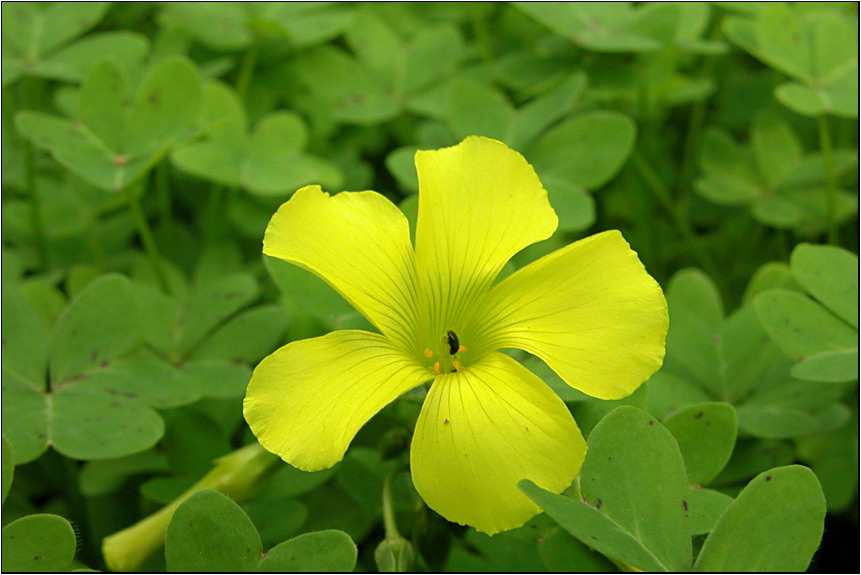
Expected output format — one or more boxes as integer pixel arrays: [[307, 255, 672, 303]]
[[423, 330, 467, 375]]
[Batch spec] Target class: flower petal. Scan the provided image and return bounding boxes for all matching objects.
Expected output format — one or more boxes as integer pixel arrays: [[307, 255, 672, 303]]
[[264, 185, 421, 351], [413, 137, 558, 340], [244, 330, 431, 471], [474, 230, 668, 400], [410, 352, 585, 535]]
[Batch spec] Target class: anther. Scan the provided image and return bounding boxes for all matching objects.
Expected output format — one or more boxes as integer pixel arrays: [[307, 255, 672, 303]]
[[424, 348, 433, 358]]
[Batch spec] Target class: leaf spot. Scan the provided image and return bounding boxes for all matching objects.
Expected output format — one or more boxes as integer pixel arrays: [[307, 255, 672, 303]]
[[693, 411, 704, 419]]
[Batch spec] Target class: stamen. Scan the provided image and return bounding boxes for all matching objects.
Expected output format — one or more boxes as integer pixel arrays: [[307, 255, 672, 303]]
[[452, 360, 462, 372], [424, 348, 433, 358], [458, 345, 466, 353], [433, 362, 441, 375]]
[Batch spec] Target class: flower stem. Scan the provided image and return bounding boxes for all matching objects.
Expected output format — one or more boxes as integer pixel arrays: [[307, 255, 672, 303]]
[[101, 443, 280, 572], [126, 184, 169, 293], [382, 471, 401, 540], [631, 150, 722, 283], [817, 114, 838, 244]]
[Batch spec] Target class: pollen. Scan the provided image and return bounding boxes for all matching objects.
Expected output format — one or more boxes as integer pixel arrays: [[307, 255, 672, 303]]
[[433, 362, 441, 375], [424, 348, 433, 358], [458, 345, 466, 353], [453, 360, 462, 371]]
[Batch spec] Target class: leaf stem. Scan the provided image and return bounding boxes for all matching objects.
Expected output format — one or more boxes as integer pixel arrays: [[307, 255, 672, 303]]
[[631, 150, 722, 283], [101, 443, 280, 572], [155, 161, 172, 229], [202, 184, 226, 242], [469, 3, 494, 64], [817, 114, 838, 244], [126, 184, 169, 293], [235, 39, 260, 104], [18, 77, 49, 269]]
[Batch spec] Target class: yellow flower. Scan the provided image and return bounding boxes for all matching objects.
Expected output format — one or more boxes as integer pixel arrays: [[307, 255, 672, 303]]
[[244, 136, 668, 535]]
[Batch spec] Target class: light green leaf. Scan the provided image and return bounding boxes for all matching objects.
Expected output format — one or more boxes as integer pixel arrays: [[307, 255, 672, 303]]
[[292, 46, 399, 124], [790, 243, 858, 328], [751, 111, 802, 188], [31, 31, 150, 84], [663, 402, 738, 486], [742, 262, 802, 305], [529, 111, 636, 190], [258, 530, 358, 572], [522, 406, 691, 571], [1, 514, 77, 572], [537, 527, 616, 572], [754, 289, 856, 360], [445, 77, 514, 142], [694, 466, 826, 571], [165, 489, 262, 572], [791, 349, 858, 382], [2, 433, 14, 503]]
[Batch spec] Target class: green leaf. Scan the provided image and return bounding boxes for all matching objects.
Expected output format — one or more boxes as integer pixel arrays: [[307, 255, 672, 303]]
[[2, 286, 48, 387], [754, 289, 856, 360], [244, 497, 307, 550], [712, 438, 796, 487], [78, 450, 169, 497], [686, 487, 732, 536], [2, 433, 14, 503], [790, 243, 858, 328], [50, 385, 164, 460], [694, 466, 826, 572], [1, 514, 77, 572], [663, 403, 738, 486], [529, 111, 637, 190], [165, 489, 262, 572], [191, 305, 288, 364], [522, 406, 691, 571], [258, 530, 358, 572], [175, 274, 259, 358], [49, 274, 140, 385], [386, 146, 419, 193], [796, 417, 859, 512], [1, 374, 49, 464]]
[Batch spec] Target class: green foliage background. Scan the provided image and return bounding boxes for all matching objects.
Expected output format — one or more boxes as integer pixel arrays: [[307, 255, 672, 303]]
[[1, 2, 858, 572]]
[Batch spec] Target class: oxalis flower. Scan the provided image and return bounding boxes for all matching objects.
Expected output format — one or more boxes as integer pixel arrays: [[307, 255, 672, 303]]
[[244, 136, 668, 535]]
